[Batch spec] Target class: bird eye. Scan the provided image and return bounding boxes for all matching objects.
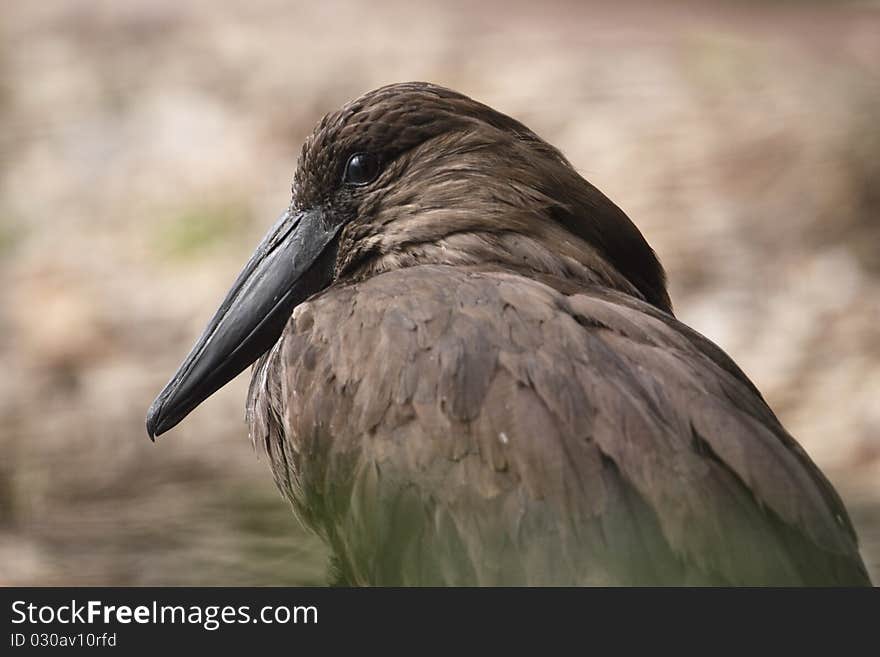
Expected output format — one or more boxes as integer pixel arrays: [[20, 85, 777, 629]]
[[343, 153, 380, 186]]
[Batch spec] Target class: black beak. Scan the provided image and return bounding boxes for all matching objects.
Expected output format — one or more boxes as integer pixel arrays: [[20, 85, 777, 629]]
[[146, 207, 341, 439]]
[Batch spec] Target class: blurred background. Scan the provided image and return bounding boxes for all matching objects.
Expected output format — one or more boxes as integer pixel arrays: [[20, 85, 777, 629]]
[[1, 0, 878, 585]]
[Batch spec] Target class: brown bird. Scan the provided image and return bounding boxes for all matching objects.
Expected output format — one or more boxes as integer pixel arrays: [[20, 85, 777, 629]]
[[146, 82, 870, 586]]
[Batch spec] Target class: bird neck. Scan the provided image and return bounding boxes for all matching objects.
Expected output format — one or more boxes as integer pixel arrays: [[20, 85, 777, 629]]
[[338, 224, 649, 304]]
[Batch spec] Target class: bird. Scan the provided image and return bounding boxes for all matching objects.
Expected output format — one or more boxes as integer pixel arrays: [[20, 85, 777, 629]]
[[146, 82, 871, 586]]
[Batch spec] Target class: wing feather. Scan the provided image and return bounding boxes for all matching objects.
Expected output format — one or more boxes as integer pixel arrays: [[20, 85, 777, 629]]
[[248, 264, 870, 585]]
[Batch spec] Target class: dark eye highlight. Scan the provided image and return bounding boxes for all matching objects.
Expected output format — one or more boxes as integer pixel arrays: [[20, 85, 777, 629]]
[[343, 153, 380, 186]]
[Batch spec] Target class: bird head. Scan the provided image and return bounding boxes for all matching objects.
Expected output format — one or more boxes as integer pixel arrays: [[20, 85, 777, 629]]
[[146, 81, 669, 438]]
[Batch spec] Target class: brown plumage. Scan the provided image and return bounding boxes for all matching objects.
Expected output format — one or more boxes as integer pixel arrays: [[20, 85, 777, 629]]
[[148, 82, 870, 586]]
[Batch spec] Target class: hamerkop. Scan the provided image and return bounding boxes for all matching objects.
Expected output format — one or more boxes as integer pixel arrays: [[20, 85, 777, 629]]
[[146, 82, 870, 586]]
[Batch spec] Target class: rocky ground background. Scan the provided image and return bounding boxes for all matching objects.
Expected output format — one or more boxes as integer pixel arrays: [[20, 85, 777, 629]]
[[1, 0, 878, 585]]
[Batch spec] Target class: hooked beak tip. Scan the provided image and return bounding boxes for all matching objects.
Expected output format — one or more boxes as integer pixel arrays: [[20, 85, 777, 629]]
[[145, 397, 166, 441]]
